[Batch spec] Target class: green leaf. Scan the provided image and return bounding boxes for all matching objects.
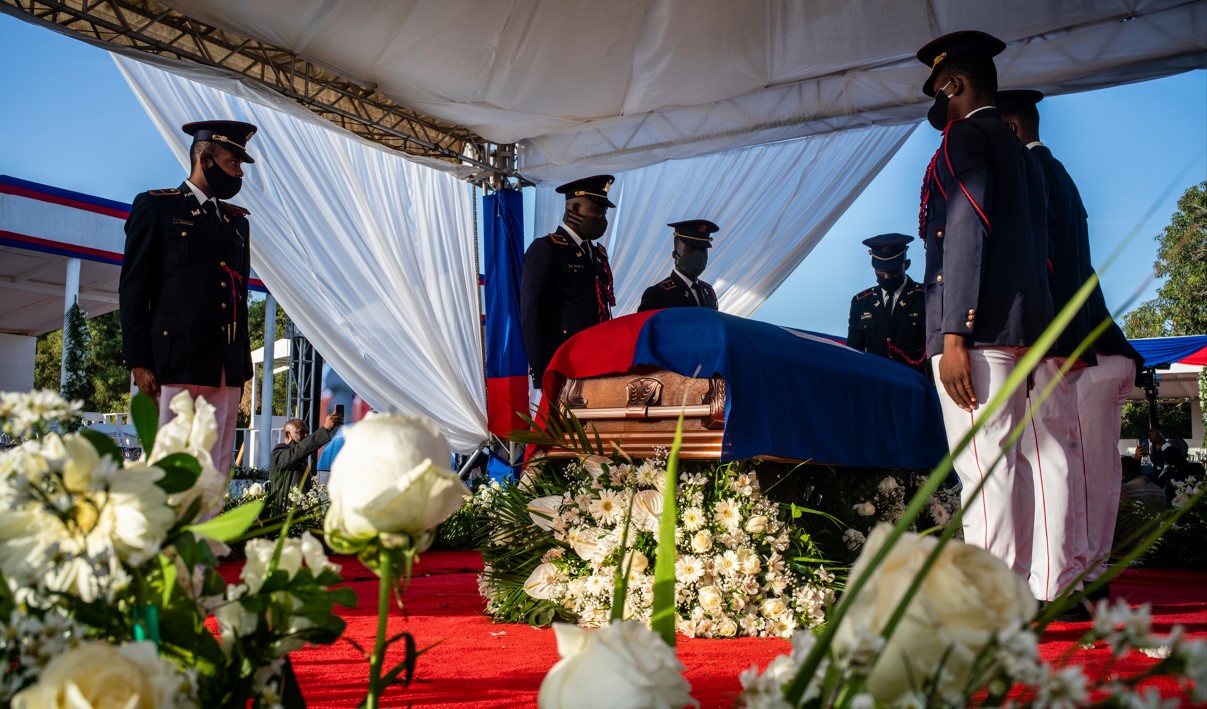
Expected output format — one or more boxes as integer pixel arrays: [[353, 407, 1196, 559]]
[[155, 464, 201, 494], [130, 392, 158, 453], [78, 429, 123, 464], [156, 553, 178, 606], [185, 500, 265, 542], [649, 412, 684, 648], [330, 586, 359, 608]]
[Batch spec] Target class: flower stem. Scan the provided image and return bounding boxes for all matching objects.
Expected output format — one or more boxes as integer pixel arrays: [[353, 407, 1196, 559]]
[[366, 550, 393, 709]]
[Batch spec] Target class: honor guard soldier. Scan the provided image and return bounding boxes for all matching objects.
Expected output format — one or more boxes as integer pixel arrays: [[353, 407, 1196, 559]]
[[845, 233, 926, 373], [119, 120, 257, 488], [998, 89, 1147, 600], [917, 32, 1082, 609], [638, 219, 720, 312], [520, 175, 617, 389]]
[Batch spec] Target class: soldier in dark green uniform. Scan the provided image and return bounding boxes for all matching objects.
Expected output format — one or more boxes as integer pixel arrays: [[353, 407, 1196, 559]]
[[638, 219, 719, 312], [845, 233, 926, 373], [119, 120, 257, 482], [520, 175, 617, 389]]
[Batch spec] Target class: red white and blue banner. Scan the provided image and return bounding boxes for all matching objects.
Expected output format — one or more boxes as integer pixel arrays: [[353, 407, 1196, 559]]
[[543, 308, 947, 468], [482, 189, 530, 437], [1130, 336, 1207, 367]]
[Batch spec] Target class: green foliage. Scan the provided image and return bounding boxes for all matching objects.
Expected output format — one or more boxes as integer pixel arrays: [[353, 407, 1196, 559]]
[[1122, 182, 1207, 338], [60, 302, 90, 404], [245, 296, 290, 426], [1121, 399, 1193, 440], [33, 310, 131, 414], [433, 475, 490, 550]]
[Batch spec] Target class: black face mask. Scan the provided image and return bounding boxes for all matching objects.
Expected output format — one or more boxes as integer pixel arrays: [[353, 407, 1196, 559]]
[[202, 159, 243, 200], [877, 274, 905, 292], [565, 209, 608, 240], [676, 250, 708, 279], [927, 80, 953, 131]]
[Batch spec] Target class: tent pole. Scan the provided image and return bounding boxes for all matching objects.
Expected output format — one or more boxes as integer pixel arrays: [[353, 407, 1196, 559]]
[[258, 294, 277, 470]]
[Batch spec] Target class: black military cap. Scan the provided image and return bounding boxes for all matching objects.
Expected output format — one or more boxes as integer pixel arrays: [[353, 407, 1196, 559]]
[[669, 219, 719, 249], [555, 175, 616, 208], [182, 120, 258, 163], [995, 89, 1044, 111], [863, 233, 913, 270], [916, 30, 1006, 97]]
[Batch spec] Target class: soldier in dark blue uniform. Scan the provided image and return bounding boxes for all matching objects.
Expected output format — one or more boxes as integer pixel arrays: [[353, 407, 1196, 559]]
[[638, 219, 719, 312], [998, 89, 1147, 599], [845, 233, 926, 373], [520, 175, 617, 389], [119, 120, 257, 482], [916, 31, 1080, 606]]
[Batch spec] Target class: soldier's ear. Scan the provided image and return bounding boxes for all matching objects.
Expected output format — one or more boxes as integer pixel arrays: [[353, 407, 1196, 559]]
[[904, 259, 911, 270]]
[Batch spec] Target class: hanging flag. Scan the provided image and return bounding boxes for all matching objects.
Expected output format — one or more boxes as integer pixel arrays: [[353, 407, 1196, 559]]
[[483, 189, 530, 437]]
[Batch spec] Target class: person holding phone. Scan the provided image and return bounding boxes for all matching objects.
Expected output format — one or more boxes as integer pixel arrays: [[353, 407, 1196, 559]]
[[270, 408, 344, 494]]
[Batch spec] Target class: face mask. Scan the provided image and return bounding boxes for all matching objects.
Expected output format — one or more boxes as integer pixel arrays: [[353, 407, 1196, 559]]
[[565, 209, 608, 240], [877, 273, 906, 292], [676, 250, 708, 279], [202, 159, 243, 200], [927, 80, 953, 131]]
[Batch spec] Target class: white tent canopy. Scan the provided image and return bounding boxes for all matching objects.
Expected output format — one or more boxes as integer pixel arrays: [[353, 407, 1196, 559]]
[[98, 1, 1206, 451], [159, 0, 1207, 180]]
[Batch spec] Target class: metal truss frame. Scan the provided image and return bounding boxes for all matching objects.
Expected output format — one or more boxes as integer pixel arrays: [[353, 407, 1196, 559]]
[[1, 0, 520, 178]]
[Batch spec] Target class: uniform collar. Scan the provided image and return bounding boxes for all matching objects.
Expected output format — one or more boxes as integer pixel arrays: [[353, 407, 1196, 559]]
[[964, 105, 994, 118], [560, 222, 585, 248], [1026, 140, 1045, 150], [183, 179, 217, 210], [673, 268, 696, 288]]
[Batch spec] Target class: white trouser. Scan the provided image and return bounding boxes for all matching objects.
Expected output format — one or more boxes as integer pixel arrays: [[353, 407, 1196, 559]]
[[932, 349, 1081, 600], [1020, 357, 1083, 601], [159, 370, 242, 478], [1072, 354, 1136, 581]]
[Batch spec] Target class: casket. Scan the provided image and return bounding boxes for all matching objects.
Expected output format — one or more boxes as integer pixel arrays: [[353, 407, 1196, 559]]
[[539, 308, 948, 469], [548, 365, 727, 459]]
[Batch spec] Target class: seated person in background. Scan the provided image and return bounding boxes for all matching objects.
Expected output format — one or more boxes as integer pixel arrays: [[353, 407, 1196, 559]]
[[1114, 455, 1169, 558], [270, 409, 343, 494], [1149, 429, 1195, 501]]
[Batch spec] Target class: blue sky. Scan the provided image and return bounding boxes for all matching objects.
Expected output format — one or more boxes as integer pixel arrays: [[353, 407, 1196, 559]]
[[2, 12, 1204, 337]]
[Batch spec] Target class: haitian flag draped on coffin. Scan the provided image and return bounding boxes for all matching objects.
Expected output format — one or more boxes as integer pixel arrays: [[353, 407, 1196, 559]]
[[541, 308, 947, 469]]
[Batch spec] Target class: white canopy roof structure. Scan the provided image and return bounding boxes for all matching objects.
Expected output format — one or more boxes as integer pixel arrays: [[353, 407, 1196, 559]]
[[158, 0, 1207, 180]]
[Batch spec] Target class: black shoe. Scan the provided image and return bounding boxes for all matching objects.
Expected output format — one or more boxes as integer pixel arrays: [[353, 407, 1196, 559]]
[[1085, 583, 1110, 603], [1037, 599, 1092, 623]]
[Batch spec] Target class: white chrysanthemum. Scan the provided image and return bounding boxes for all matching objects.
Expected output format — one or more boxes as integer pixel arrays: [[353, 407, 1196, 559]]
[[588, 489, 623, 525], [681, 506, 705, 532], [676, 555, 705, 585], [0, 389, 82, 437], [878, 476, 899, 494], [713, 499, 741, 530], [715, 550, 740, 576]]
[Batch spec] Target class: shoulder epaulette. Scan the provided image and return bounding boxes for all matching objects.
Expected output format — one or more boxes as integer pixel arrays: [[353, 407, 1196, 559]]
[[547, 232, 570, 246], [854, 287, 878, 301], [909, 283, 925, 294], [596, 243, 608, 256], [222, 202, 250, 217], [658, 278, 677, 291], [147, 188, 182, 197]]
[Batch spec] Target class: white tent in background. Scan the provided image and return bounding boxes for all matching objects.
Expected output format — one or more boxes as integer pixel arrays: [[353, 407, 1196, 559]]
[[7, 1, 1202, 451]]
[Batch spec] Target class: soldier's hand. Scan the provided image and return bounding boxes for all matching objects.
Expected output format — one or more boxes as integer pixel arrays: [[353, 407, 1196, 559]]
[[131, 367, 161, 403], [324, 411, 343, 430], [938, 335, 976, 412]]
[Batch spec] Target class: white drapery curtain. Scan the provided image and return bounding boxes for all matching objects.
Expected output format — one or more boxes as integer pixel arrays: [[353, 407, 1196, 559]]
[[114, 54, 488, 452], [533, 123, 916, 318]]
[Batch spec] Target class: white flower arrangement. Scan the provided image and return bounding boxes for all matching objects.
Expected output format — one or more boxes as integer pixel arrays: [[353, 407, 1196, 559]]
[[476, 453, 835, 639], [0, 389, 353, 707]]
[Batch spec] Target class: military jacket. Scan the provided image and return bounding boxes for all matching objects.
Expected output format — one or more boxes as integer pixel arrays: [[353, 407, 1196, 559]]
[[846, 278, 927, 372], [520, 227, 614, 387], [919, 109, 1053, 357], [637, 272, 718, 312], [119, 182, 253, 387]]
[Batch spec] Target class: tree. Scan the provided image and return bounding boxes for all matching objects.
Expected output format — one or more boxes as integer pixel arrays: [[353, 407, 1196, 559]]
[[60, 302, 91, 403], [241, 296, 290, 427], [1121, 181, 1207, 445], [34, 310, 131, 413]]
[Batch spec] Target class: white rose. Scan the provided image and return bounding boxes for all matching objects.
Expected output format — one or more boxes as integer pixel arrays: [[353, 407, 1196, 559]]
[[833, 524, 1036, 703], [12, 641, 185, 708], [736, 548, 761, 575], [528, 495, 562, 531], [878, 477, 899, 494], [760, 598, 788, 618], [717, 617, 739, 638], [538, 621, 697, 709], [744, 515, 768, 534], [690, 530, 713, 554], [622, 550, 649, 576], [323, 414, 468, 553], [151, 391, 225, 519], [698, 585, 724, 614]]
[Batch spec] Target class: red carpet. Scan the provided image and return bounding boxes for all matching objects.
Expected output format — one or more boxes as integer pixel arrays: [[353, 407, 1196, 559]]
[[220, 553, 1207, 707]]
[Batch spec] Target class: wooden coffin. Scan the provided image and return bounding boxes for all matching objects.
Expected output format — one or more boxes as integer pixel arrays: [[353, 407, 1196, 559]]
[[546, 365, 726, 459]]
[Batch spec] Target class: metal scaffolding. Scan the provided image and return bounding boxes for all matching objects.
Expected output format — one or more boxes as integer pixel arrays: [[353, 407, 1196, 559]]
[[0, 0, 518, 178]]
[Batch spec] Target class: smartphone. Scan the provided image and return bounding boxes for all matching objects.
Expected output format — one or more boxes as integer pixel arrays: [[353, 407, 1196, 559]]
[[335, 404, 345, 418]]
